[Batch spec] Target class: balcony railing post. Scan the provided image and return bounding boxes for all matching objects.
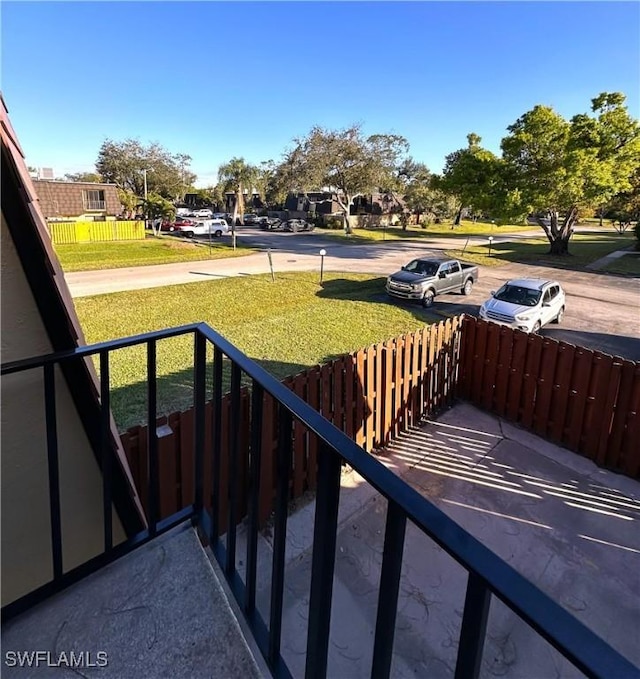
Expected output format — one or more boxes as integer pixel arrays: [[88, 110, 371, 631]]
[[193, 332, 206, 526], [147, 340, 159, 536], [44, 363, 63, 580], [305, 443, 342, 679], [210, 347, 223, 544], [99, 351, 113, 551], [268, 405, 293, 668], [371, 500, 407, 679], [454, 572, 491, 679], [225, 362, 242, 575], [245, 380, 264, 615]]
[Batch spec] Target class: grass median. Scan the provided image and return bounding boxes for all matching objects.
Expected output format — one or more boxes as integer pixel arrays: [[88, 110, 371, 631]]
[[76, 272, 438, 430], [54, 234, 254, 272], [316, 219, 534, 244]]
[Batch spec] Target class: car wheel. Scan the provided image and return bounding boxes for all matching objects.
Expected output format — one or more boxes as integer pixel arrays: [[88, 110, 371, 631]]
[[292, 223, 299, 233], [184, 231, 194, 238], [532, 321, 541, 333], [169, 226, 175, 232], [553, 306, 565, 324], [422, 290, 435, 308], [461, 278, 473, 295], [214, 230, 223, 238]]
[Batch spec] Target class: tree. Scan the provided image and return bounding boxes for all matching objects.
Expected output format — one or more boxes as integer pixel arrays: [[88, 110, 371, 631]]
[[217, 157, 260, 249], [64, 171, 103, 183], [140, 192, 175, 236], [396, 159, 437, 227], [497, 92, 640, 254], [96, 139, 197, 201], [117, 188, 138, 219], [603, 167, 640, 232], [436, 134, 503, 226], [281, 125, 409, 234]]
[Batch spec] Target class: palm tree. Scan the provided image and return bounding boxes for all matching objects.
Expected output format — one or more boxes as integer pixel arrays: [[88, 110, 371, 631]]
[[217, 158, 260, 249]]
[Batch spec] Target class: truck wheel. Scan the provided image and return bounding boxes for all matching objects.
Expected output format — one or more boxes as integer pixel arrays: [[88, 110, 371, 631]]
[[214, 230, 223, 238], [184, 231, 194, 238], [422, 290, 435, 308], [462, 278, 473, 295], [553, 306, 565, 324]]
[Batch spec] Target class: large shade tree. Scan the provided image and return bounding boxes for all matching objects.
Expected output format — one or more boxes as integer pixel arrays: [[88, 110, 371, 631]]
[[435, 133, 503, 226], [281, 125, 409, 234], [217, 157, 260, 248], [497, 92, 640, 254], [96, 139, 197, 201]]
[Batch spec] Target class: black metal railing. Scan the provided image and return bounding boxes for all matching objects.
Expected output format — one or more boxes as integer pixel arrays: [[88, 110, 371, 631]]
[[1, 323, 637, 679]]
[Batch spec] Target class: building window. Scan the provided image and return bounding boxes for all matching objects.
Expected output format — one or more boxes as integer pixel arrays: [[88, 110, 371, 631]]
[[82, 189, 105, 211]]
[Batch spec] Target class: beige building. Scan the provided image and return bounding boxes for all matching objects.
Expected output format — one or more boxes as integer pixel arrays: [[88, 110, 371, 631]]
[[32, 178, 122, 221], [1, 95, 144, 606]]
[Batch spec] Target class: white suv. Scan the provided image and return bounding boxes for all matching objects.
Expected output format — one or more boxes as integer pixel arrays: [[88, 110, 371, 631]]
[[479, 278, 566, 333], [174, 218, 229, 238]]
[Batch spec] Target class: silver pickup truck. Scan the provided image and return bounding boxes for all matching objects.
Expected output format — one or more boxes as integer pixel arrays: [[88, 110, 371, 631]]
[[386, 257, 479, 308]]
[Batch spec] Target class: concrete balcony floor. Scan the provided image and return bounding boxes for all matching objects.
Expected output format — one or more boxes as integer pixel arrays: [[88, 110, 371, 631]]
[[1, 525, 268, 678], [3, 403, 639, 678], [239, 403, 640, 678]]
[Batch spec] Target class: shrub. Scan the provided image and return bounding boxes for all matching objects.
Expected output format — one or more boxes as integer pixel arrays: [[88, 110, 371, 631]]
[[321, 217, 344, 230]]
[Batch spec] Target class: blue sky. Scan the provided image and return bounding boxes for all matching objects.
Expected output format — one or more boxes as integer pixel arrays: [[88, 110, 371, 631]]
[[2, 1, 638, 187]]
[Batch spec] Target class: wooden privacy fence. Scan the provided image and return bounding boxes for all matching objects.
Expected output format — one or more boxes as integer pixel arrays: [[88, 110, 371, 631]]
[[120, 315, 640, 533], [120, 318, 463, 528], [459, 316, 640, 478]]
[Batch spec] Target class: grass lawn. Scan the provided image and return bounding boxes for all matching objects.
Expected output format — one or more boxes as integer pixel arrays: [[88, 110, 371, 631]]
[[54, 234, 254, 272], [317, 219, 534, 244], [445, 233, 635, 269], [600, 251, 640, 276], [76, 272, 437, 430]]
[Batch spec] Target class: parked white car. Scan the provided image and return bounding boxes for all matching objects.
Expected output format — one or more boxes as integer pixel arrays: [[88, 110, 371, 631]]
[[174, 218, 229, 238], [479, 278, 566, 333], [193, 208, 214, 218]]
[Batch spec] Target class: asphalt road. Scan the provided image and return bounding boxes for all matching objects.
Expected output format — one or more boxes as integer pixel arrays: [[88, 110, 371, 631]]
[[65, 227, 640, 361]]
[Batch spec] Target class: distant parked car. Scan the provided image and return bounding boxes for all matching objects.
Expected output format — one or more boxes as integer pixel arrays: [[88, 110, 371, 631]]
[[193, 208, 214, 218], [283, 219, 314, 232], [242, 213, 259, 224], [160, 217, 196, 232], [258, 217, 283, 230], [479, 278, 566, 333]]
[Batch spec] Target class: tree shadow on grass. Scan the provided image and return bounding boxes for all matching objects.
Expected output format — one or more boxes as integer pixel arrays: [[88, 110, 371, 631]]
[[460, 236, 636, 277], [315, 276, 478, 325]]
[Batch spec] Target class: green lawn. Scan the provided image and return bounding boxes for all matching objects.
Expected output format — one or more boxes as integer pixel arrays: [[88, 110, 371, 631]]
[[600, 252, 640, 276], [76, 272, 437, 430], [318, 219, 534, 244], [54, 235, 253, 272], [446, 233, 634, 269]]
